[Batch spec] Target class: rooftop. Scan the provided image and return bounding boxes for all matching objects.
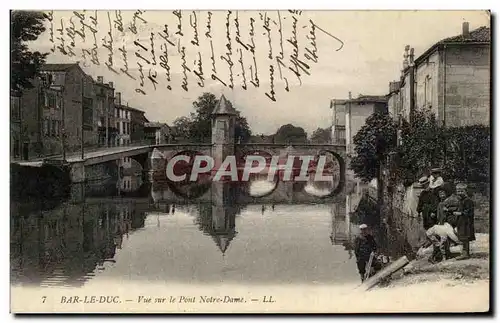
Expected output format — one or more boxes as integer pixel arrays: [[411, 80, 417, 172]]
[[117, 104, 145, 113], [213, 95, 237, 115], [414, 25, 490, 66], [439, 26, 490, 43], [331, 95, 388, 105], [42, 63, 79, 71], [144, 122, 170, 128]]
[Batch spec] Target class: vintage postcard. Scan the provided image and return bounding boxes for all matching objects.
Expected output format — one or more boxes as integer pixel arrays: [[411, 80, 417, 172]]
[[9, 9, 491, 314]]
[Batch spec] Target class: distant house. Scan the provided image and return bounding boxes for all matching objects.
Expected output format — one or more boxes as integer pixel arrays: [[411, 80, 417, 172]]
[[113, 92, 147, 146], [388, 22, 490, 127], [144, 122, 172, 145], [330, 95, 388, 152]]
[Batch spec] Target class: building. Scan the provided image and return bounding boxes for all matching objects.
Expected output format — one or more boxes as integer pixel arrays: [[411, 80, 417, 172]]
[[331, 95, 388, 154], [144, 122, 172, 145], [387, 81, 401, 120], [10, 91, 22, 160], [94, 76, 117, 148], [41, 63, 99, 153], [114, 92, 131, 146], [11, 63, 116, 160], [389, 22, 490, 127], [129, 106, 148, 144], [12, 72, 64, 159]]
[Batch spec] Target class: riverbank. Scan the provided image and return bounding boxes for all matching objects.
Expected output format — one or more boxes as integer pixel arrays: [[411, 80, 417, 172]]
[[357, 233, 490, 312]]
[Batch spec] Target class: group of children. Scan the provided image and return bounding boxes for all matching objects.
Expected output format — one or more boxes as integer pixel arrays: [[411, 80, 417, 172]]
[[416, 169, 476, 262]]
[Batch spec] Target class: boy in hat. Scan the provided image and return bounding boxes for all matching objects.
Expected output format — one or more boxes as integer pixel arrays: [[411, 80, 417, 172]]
[[354, 224, 379, 282], [429, 168, 444, 190], [417, 176, 440, 230], [454, 183, 476, 260]]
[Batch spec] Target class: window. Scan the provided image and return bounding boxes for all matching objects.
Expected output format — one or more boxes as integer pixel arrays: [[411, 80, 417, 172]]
[[10, 96, 20, 120], [43, 119, 49, 136], [97, 100, 103, 114], [43, 92, 49, 107], [51, 120, 57, 136], [424, 75, 433, 108], [13, 137, 20, 158], [122, 121, 126, 134], [116, 108, 120, 118], [49, 92, 56, 108]]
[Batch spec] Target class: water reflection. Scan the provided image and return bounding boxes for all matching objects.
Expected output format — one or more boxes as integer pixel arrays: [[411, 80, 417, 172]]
[[10, 199, 147, 287], [12, 171, 371, 286]]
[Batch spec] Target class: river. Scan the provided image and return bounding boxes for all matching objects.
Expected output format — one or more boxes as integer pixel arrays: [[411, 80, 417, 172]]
[[10, 171, 366, 288]]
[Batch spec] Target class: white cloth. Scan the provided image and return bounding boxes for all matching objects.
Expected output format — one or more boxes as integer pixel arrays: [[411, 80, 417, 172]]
[[426, 223, 460, 244], [429, 175, 444, 189]]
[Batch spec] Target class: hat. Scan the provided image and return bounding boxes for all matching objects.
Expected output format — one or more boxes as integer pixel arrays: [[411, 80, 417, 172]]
[[431, 168, 442, 173], [359, 224, 368, 229], [418, 176, 429, 185], [456, 183, 468, 189]]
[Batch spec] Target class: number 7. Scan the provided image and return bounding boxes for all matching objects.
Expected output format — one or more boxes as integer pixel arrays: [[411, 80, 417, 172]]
[[42, 296, 47, 303]]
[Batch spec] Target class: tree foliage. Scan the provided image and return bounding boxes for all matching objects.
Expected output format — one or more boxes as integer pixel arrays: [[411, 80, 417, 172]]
[[170, 92, 252, 143], [395, 109, 490, 186], [274, 124, 308, 144], [11, 10, 48, 93], [395, 109, 444, 185], [310, 127, 331, 144], [351, 108, 490, 187], [444, 125, 490, 183], [350, 112, 398, 182]]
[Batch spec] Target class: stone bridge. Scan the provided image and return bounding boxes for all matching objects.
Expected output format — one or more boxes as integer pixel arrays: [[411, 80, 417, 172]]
[[62, 95, 347, 203]]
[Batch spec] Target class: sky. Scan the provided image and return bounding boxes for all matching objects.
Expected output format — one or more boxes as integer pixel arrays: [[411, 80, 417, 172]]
[[30, 10, 490, 135]]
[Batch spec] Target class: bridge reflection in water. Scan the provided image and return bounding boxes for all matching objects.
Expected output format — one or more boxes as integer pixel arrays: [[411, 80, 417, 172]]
[[11, 168, 367, 287]]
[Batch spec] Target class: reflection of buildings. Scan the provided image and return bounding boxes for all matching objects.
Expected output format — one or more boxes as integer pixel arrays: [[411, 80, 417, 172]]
[[330, 194, 364, 258], [10, 199, 147, 287]]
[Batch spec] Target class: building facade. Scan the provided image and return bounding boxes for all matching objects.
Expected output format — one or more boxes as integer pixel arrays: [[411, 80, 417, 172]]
[[42, 64, 99, 153], [94, 77, 117, 148], [331, 95, 388, 154], [129, 106, 148, 144], [388, 23, 490, 127], [10, 91, 22, 160], [144, 122, 172, 145], [114, 92, 131, 146]]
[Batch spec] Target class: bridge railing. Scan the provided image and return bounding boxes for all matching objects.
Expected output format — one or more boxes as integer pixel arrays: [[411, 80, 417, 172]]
[[41, 140, 155, 162]]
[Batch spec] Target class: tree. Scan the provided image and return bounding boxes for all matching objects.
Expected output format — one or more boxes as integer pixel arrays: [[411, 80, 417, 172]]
[[444, 125, 490, 184], [274, 124, 308, 144], [310, 127, 331, 144], [350, 112, 398, 182], [396, 109, 444, 185], [188, 92, 252, 143], [171, 116, 193, 142], [11, 10, 48, 93]]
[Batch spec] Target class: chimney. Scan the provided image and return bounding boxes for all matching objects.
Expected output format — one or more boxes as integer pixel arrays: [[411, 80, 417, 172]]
[[116, 92, 121, 105], [403, 45, 410, 69], [97, 76, 103, 84], [462, 21, 470, 38], [108, 82, 114, 89]]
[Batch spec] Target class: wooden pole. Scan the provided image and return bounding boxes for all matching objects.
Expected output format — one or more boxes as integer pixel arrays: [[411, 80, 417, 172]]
[[358, 256, 410, 291]]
